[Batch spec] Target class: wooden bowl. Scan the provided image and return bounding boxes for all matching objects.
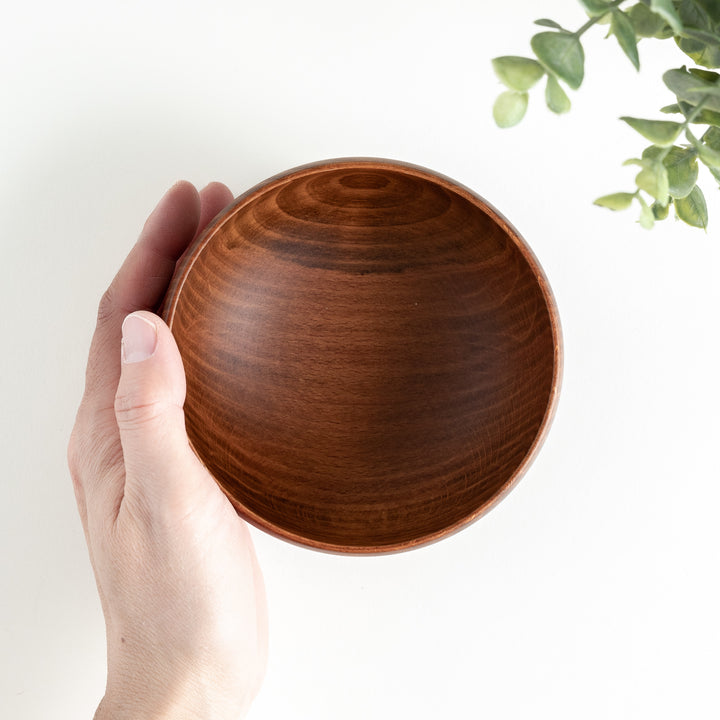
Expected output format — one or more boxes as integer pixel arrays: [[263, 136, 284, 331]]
[[162, 159, 562, 553]]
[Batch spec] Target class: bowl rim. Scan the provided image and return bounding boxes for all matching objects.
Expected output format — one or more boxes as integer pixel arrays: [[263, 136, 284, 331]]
[[161, 157, 563, 554]]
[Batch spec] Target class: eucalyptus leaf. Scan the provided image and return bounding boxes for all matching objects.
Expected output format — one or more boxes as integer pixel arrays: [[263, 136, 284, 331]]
[[535, 18, 565, 29], [635, 162, 670, 203], [652, 200, 671, 220], [492, 56, 546, 91], [638, 197, 655, 229], [594, 192, 636, 210], [642, 145, 663, 161], [662, 145, 699, 198], [700, 127, 720, 170], [676, 35, 720, 69], [578, 0, 614, 16], [696, 141, 720, 167], [620, 116, 682, 145], [531, 32, 585, 90], [688, 127, 720, 166], [682, 29, 720, 47], [695, 107, 720, 125], [493, 91, 529, 128], [689, 68, 720, 83], [649, 0, 684, 33], [545, 73, 571, 113], [491, 1, 717, 230], [611, 10, 640, 70], [662, 98, 720, 125], [664, 67, 720, 112], [676, 0, 712, 29], [692, 0, 720, 23], [638, 144, 699, 198], [675, 185, 708, 228], [628, 2, 671, 37], [702, 125, 720, 150]]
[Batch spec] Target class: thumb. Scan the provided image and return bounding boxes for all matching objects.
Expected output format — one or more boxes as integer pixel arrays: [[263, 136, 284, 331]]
[[115, 311, 206, 509]]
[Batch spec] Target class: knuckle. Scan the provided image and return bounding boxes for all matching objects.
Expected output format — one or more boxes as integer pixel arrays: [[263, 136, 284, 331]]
[[96, 285, 119, 328], [67, 426, 84, 489], [114, 392, 171, 431], [68, 410, 124, 483]]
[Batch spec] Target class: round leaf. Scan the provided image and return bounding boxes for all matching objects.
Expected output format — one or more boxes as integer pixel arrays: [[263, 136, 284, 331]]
[[649, 0, 684, 34], [702, 125, 720, 150], [675, 185, 708, 228], [692, 0, 720, 24], [663, 146, 699, 198], [676, 28, 720, 63], [664, 68, 720, 113], [545, 74, 571, 114], [696, 142, 720, 167], [635, 162, 670, 204], [628, 2, 670, 37], [492, 56, 545, 91], [493, 91, 529, 128], [620, 116, 682, 146], [695, 107, 720, 126], [676, 0, 712, 29], [531, 32, 585, 90], [642, 145, 663, 161], [578, 0, 613, 17], [594, 192, 636, 210], [689, 68, 720, 84], [676, 37, 720, 70], [652, 201, 671, 220]]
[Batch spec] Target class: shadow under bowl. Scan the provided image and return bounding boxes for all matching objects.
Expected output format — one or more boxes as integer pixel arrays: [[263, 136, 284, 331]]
[[162, 158, 562, 553]]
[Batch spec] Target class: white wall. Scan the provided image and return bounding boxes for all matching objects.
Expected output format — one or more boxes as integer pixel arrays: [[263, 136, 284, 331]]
[[2, 1, 719, 718]]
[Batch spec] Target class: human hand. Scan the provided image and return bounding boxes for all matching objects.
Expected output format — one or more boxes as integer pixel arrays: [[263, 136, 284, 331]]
[[68, 182, 268, 720]]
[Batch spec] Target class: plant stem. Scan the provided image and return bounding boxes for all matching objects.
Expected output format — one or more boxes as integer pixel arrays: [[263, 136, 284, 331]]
[[573, 0, 628, 39], [657, 94, 711, 164], [683, 95, 711, 126]]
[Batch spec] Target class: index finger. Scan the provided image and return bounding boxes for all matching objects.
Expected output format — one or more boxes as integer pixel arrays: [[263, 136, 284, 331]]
[[82, 181, 202, 411]]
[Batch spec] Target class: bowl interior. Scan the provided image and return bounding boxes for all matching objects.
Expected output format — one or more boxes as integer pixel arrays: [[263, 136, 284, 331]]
[[163, 160, 560, 552]]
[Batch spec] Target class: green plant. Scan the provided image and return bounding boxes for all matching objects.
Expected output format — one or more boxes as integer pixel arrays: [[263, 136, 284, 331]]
[[492, 0, 720, 230]]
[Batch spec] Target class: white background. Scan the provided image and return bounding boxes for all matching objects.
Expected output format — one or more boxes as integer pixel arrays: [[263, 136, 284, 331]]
[[2, 1, 719, 718]]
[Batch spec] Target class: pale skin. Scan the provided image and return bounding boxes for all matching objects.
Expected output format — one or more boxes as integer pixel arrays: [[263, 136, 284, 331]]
[[68, 182, 268, 720]]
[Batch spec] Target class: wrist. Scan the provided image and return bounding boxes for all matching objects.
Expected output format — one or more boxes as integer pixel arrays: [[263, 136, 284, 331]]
[[95, 668, 251, 720], [95, 692, 249, 720]]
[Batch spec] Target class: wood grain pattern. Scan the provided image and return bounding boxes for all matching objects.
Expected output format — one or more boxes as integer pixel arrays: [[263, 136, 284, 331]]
[[162, 159, 562, 553]]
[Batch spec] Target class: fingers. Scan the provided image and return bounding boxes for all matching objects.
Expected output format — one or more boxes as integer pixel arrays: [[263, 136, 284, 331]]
[[173, 181, 235, 276], [71, 181, 233, 524], [196, 182, 234, 240], [110, 311, 209, 520], [83, 182, 234, 415], [83, 182, 201, 411]]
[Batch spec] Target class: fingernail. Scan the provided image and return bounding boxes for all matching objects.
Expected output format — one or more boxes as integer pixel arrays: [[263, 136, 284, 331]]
[[121, 313, 158, 363]]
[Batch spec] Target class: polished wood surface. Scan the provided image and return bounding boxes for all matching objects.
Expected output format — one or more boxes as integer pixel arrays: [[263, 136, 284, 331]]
[[162, 159, 562, 553]]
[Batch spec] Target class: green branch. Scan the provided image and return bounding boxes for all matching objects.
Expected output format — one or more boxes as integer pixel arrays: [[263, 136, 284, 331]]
[[491, 0, 719, 231], [573, 0, 628, 38]]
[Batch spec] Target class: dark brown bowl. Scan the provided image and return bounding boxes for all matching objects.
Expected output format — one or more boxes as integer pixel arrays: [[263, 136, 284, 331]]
[[162, 158, 562, 553]]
